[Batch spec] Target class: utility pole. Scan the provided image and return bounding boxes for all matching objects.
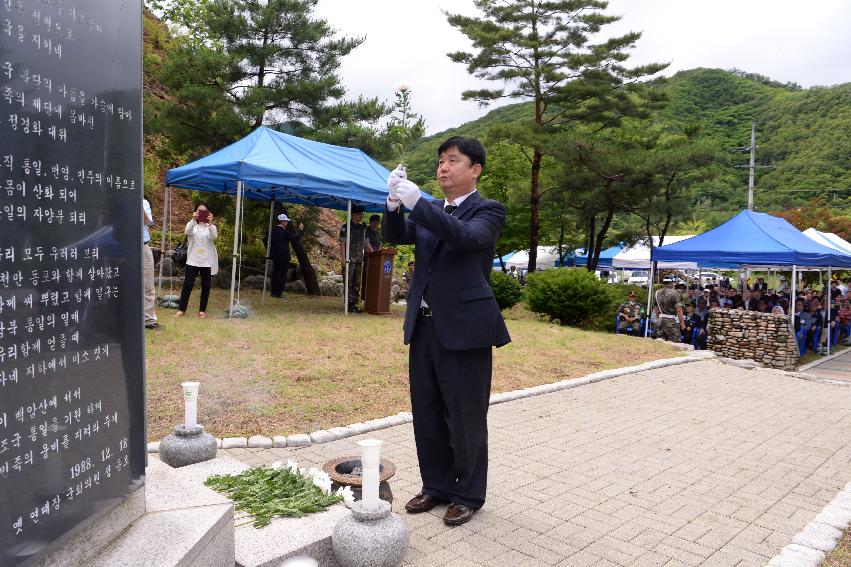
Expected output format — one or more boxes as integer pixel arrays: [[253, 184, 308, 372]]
[[747, 122, 756, 211]]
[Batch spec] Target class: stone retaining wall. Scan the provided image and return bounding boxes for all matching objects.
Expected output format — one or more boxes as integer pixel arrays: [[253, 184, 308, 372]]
[[707, 308, 798, 370]]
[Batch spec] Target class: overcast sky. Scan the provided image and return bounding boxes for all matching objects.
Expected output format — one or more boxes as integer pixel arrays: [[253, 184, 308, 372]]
[[313, 0, 851, 134]]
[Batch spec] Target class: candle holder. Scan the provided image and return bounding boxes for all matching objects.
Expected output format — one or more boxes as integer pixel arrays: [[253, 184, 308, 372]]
[[358, 439, 382, 511], [322, 456, 396, 504], [331, 500, 409, 567], [331, 439, 409, 566], [159, 381, 216, 468], [182, 381, 200, 428]]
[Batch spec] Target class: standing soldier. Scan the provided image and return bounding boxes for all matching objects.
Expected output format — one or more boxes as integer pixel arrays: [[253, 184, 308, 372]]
[[362, 214, 382, 301], [656, 276, 686, 342], [339, 205, 368, 313]]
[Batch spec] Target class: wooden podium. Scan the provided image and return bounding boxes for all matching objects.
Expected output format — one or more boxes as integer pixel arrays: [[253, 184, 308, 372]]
[[364, 248, 396, 314]]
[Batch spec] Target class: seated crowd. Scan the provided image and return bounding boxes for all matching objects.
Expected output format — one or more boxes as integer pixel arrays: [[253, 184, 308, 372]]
[[618, 276, 851, 354]]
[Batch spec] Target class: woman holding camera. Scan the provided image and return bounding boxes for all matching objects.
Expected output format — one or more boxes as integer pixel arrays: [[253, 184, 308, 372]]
[[175, 204, 218, 318]]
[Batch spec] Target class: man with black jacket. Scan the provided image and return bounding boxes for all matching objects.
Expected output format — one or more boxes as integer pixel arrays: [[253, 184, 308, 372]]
[[383, 136, 510, 527], [269, 213, 303, 298]]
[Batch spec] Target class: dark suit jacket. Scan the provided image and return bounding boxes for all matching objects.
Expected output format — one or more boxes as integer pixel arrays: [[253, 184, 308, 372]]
[[269, 224, 300, 263], [382, 191, 511, 351]]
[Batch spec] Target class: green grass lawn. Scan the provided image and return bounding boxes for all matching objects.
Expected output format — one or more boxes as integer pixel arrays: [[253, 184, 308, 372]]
[[825, 531, 851, 566], [145, 287, 681, 441]]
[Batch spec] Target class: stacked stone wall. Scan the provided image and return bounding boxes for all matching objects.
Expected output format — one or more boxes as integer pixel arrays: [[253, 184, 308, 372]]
[[707, 308, 798, 370]]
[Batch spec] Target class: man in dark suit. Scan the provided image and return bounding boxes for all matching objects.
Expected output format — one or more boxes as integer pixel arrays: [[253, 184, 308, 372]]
[[268, 213, 303, 298], [382, 136, 511, 527]]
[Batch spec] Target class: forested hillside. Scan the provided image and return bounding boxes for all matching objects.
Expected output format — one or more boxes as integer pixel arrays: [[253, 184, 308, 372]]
[[406, 68, 851, 238]]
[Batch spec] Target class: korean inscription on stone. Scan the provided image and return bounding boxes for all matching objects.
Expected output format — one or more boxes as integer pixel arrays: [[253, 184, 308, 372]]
[[0, 1, 145, 565]]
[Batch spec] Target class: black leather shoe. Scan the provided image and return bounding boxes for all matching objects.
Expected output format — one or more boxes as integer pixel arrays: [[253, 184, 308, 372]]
[[404, 493, 445, 513], [443, 503, 475, 526]]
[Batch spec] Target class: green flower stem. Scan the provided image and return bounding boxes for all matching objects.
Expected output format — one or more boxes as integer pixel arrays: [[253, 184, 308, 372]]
[[205, 466, 342, 528]]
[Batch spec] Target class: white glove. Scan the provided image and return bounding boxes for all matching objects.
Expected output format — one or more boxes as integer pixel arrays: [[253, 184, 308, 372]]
[[387, 164, 407, 200], [396, 179, 421, 210]]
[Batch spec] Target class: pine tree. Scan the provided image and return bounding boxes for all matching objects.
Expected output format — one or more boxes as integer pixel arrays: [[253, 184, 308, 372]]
[[446, 0, 667, 271]]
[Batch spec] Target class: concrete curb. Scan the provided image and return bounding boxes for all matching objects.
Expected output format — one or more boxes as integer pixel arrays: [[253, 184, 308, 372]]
[[798, 348, 848, 372], [148, 353, 713, 454], [765, 480, 851, 566], [709, 356, 851, 388], [793, 374, 850, 387], [488, 352, 713, 405]]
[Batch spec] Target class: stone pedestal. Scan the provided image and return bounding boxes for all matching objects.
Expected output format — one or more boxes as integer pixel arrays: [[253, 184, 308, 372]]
[[332, 501, 409, 567], [159, 425, 217, 468]]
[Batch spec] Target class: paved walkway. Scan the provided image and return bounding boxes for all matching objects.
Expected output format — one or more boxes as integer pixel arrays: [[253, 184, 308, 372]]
[[806, 347, 851, 383], [223, 359, 851, 566]]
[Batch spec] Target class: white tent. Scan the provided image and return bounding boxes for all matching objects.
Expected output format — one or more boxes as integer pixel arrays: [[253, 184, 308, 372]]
[[611, 235, 696, 269], [803, 228, 851, 255], [505, 246, 562, 270]]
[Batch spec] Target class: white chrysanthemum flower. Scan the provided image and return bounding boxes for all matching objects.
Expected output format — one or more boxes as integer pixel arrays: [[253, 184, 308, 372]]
[[335, 485, 355, 506], [395, 82, 411, 93], [311, 471, 333, 494], [286, 459, 299, 473], [270, 461, 284, 470]]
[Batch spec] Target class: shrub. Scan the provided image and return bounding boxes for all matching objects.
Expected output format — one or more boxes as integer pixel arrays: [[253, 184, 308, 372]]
[[526, 268, 617, 327], [489, 270, 523, 310]]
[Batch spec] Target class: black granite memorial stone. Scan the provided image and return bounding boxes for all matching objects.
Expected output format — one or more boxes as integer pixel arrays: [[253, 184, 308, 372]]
[[0, 1, 144, 565]]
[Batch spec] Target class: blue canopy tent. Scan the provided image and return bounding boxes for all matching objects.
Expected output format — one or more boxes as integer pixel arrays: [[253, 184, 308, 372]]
[[553, 249, 577, 267], [650, 210, 851, 267], [492, 251, 516, 269], [164, 126, 433, 314], [574, 245, 622, 268], [647, 210, 851, 347]]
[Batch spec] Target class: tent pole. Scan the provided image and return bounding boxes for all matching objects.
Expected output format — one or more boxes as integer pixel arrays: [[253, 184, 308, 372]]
[[827, 266, 832, 355], [790, 265, 797, 333], [262, 198, 275, 306], [344, 199, 351, 316], [644, 261, 656, 337], [229, 181, 243, 317], [157, 185, 170, 298]]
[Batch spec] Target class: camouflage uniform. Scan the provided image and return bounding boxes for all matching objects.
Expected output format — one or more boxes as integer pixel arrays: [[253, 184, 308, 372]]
[[340, 220, 367, 310], [655, 286, 683, 342], [618, 300, 643, 334]]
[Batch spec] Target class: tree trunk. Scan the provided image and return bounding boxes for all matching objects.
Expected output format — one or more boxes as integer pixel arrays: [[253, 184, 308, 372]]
[[528, 147, 542, 273], [253, 28, 269, 129], [586, 216, 597, 272], [290, 238, 320, 295], [588, 179, 618, 272], [496, 248, 507, 272]]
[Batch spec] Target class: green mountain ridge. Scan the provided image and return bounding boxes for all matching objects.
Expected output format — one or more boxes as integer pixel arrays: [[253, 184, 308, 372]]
[[407, 68, 851, 224]]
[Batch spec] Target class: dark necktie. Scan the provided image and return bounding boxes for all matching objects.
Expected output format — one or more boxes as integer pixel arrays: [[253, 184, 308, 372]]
[[444, 204, 457, 214]]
